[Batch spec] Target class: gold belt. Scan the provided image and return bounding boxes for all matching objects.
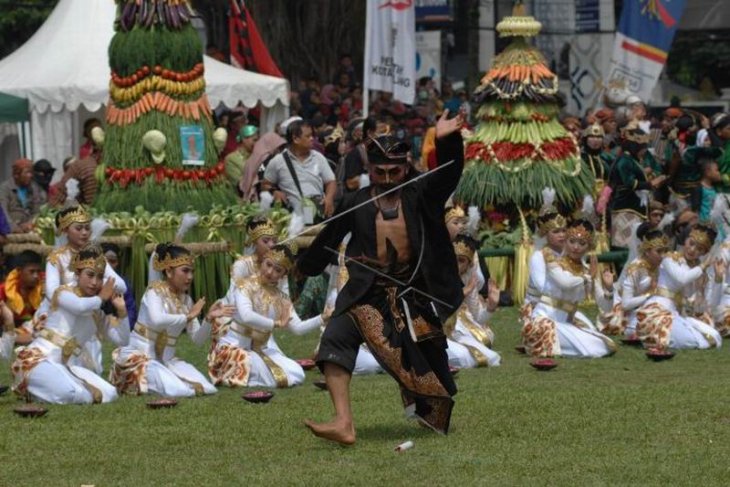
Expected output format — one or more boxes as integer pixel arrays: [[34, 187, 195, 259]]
[[230, 323, 271, 351], [134, 323, 179, 358], [229, 324, 286, 386], [654, 287, 683, 307], [39, 328, 81, 363], [539, 295, 578, 315]]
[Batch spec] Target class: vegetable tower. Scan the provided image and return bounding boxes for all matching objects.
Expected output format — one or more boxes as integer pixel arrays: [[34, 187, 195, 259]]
[[96, 0, 236, 213], [455, 2, 593, 211]]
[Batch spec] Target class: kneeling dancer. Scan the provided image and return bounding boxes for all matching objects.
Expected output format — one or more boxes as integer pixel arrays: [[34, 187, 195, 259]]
[[208, 243, 325, 388], [111, 243, 232, 397], [12, 246, 128, 404]]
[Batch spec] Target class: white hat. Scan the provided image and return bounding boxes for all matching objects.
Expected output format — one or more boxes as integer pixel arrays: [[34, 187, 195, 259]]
[[626, 95, 643, 106], [279, 116, 303, 136]]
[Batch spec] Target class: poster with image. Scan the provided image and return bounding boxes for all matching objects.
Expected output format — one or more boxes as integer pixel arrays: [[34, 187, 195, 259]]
[[180, 125, 204, 166]]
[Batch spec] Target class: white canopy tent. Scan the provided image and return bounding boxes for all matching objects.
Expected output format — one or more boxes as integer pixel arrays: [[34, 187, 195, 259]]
[[0, 0, 289, 170]]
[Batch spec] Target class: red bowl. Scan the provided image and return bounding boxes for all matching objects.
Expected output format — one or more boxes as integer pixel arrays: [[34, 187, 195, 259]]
[[530, 359, 558, 371], [146, 398, 178, 409], [242, 391, 274, 403], [621, 335, 643, 347], [296, 359, 316, 371], [313, 379, 328, 391], [646, 350, 675, 362], [14, 405, 48, 418]]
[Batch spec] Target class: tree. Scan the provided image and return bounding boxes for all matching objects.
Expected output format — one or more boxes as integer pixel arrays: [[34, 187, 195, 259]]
[[96, 0, 237, 214], [0, 1, 57, 59], [192, 0, 366, 86]]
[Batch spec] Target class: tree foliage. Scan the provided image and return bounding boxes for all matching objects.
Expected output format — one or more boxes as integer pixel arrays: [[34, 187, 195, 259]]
[[0, 0, 57, 59], [193, 0, 366, 85]]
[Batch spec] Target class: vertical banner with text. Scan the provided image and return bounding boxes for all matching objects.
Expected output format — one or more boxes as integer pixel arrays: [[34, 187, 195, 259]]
[[364, 0, 417, 105], [605, 0, 687, 100]]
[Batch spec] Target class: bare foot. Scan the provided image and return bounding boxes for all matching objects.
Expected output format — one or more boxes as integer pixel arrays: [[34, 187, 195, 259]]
[[304, 419, 356, 445]]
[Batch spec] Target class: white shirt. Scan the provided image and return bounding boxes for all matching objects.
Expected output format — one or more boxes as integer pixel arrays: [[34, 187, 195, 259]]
[[263, 148, 335, 212]]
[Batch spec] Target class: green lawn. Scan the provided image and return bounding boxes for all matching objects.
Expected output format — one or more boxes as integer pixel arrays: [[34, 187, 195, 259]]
[[2, 306, 730, 486]]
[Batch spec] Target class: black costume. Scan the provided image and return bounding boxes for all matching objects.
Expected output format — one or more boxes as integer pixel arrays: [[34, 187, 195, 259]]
[[299, 133, 464, 433]]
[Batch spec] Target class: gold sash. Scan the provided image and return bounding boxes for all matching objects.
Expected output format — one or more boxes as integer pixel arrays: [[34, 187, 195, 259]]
[[654, 287, 683, 308], [538, 295, 578, 319], [134, 323, 179, 358], [458, 310, 491, 347], [37, 329, 102, 402], [39, 328, 80, 364], [230, 323, 288, 388]]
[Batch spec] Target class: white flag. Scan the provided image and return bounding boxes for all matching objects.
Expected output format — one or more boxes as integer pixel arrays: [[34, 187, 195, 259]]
[[364, 0, 416, 105]]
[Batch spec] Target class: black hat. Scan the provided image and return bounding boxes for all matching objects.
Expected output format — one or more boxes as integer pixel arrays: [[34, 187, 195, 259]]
[[33, 159, 55, 174], [365, 135, 410, 165]]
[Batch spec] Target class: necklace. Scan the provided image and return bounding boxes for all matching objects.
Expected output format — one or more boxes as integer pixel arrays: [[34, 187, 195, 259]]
[[373, 189, 401, 220]]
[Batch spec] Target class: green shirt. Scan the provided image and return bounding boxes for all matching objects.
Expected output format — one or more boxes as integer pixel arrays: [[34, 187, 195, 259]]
[[224, 149, 249, 186], [718, 140, 730, 193], [294, 274, 329, 319]]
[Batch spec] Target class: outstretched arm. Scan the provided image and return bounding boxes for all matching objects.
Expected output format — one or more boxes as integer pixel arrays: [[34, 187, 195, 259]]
[[423, 110, 465, 204]]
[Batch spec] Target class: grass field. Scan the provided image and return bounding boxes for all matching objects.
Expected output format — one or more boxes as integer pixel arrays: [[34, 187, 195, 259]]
[[2, 306, 730, 486]]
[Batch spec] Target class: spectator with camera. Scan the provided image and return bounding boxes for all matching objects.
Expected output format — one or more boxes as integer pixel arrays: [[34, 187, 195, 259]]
[[262, 120, 336, 224]]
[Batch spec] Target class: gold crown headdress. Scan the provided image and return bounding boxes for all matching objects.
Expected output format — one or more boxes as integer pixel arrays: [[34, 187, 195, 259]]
[[71, 248, 106, 274], [324, 124, 346, 146], [538, 213, 567, 236], [247, 219, 277, 244], [152, 251, 195, 272], [583, 122, 604, 138], [688, 227, 713, 252], [57, 206, 91, 232], [640, 234, 670, 253], [453, 240, 476, 261], [445, 206, 466, 224], [566, 223, 594, 244], [265, 242, 298, 271], [621, 121, 650, 144]]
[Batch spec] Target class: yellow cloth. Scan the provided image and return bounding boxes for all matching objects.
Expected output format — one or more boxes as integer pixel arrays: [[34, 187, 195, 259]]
[[3, 268, 42, 317], [420, 127, 436, 171], [485, 256, 510, 290]]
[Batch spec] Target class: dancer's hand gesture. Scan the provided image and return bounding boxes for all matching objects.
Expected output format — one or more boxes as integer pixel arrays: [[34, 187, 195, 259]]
[[589, 255, 599, 279], [714, 258, 726, 281], [486, 279, 500, 313], [187, 298, 206, 322], [435, 109, 464, 139], [277, 305, 292, 328], [0, 301, 14, 332], [206, 301, 235, 321], [99, 278, 116, 301]]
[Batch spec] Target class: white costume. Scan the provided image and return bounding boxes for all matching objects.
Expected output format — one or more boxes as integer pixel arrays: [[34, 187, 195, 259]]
[[43, 246, 128, 373], [230, 254, 289, 293], [446, 264, 501, 368], [615, 257, 656, 336], [636, 252, 722, 350], [110, 281, 216, 397], [523, 256, 616, 358], [11, 286, 128, 404], [712, 241, 730, 337], [208, 276, 322, 388], [525, 247, 559, 305]]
